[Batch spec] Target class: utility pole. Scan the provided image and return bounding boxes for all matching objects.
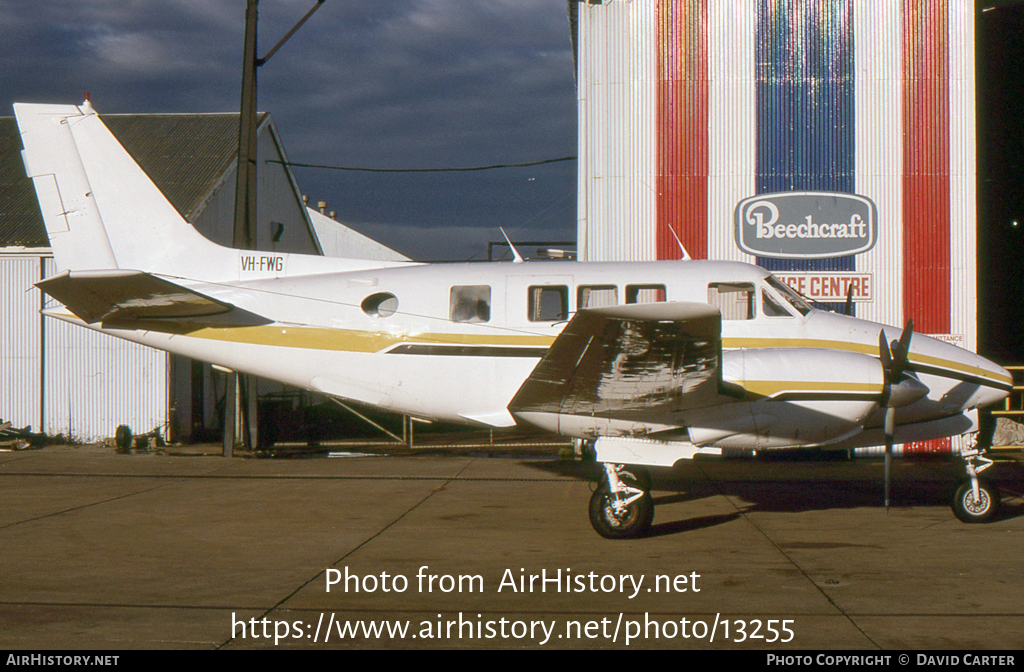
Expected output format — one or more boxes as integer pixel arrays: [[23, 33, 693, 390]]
[[225, 0, 258, 458], [225, 0, 328, 458], [234, 0, 259, 253]]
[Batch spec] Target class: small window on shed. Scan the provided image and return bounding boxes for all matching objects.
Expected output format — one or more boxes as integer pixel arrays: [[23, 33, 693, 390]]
[[450, 285, 491, 323], [626, 284, 666, 304], [708, 283, 754, 320], [528, 285, 568, 322], [578, 285, 618, 309]]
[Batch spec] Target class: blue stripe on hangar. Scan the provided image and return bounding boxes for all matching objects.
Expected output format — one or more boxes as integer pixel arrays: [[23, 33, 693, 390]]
[[755, 0, 856, 309]]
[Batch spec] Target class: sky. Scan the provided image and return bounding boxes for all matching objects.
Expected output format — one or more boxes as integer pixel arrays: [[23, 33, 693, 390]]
[[0, 0, 578, 261]]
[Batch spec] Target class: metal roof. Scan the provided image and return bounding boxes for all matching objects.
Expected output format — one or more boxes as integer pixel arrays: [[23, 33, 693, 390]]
[[0, 117, 43, 246], [0, 112, 266, 247]]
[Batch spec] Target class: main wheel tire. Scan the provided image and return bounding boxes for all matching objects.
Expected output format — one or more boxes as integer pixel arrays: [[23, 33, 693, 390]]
[[952, 480, 1000, 524], [589, 485, 654, 539]]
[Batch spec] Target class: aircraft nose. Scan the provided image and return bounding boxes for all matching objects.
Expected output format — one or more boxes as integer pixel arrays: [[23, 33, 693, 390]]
[[977, 359, 1013, 409], [955, 350, 1012, 410], [905, 333, 1013, 411]]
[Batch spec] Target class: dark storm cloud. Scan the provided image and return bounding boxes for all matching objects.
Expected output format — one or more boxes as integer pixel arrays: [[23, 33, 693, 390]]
[[0, 0, 577, 260], [0, 1, 240, 109]]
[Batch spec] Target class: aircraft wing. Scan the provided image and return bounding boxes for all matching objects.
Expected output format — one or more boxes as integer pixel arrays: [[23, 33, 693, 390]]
[[509, 302, 725, 432], [36, 269, 254, 325]]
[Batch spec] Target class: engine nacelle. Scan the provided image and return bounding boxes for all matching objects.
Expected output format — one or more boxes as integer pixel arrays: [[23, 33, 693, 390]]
[[686, 348, 884, 449]]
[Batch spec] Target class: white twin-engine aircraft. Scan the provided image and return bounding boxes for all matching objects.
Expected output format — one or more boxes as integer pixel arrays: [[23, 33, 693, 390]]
[[15, 101, 1013, 538]]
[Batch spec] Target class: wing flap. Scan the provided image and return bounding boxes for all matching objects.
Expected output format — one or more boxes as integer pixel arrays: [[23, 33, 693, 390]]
[[37, 270, 236, 324], [509, 302, 723, 426]]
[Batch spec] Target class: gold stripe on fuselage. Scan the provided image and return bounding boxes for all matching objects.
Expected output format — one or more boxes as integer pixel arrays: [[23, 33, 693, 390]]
[[103, 319, 1009, 388], [164, 324, 555, 353], [740, 380, 883, 400]]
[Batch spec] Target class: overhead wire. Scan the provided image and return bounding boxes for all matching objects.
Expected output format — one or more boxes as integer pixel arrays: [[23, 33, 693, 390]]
[[267, 155, 576, 173], [267, 154, 578, 262]]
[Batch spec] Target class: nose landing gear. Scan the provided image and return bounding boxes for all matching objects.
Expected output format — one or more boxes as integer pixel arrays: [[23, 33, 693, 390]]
[[952, 440, 1000, 524]]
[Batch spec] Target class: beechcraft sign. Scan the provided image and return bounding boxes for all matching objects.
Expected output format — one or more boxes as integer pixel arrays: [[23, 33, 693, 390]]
[[735, 192, 878, 259]]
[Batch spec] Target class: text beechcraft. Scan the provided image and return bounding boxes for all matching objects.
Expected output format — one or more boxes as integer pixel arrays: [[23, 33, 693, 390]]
[[14, 101, 1012, 538]]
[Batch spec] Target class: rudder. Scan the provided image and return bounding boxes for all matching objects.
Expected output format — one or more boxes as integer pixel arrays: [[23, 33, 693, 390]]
[[15, 102, 117, 272], [15, 100, 235, 279]]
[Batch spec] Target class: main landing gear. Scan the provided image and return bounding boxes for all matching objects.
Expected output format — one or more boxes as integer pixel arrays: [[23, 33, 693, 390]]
[[952, 440, 1000, 524], [589, 463, 654, 539]]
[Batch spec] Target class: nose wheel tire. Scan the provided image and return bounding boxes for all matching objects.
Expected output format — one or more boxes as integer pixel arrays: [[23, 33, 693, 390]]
[[589, 485, 654, 539], [952, 480, 1000, 524]]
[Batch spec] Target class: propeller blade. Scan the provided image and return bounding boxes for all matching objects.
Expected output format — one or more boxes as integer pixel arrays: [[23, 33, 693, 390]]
[[844, 284, 855, 316], [884, 441, 892, 513], [890, 319, 914, 379], [884, 406, 895, 513], [898, 318, 914, 354], [878, 330, 892, 371], [878, 319, 916, 512]]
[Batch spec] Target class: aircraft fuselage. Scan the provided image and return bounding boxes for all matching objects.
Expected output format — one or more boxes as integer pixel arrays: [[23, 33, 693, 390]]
[[59, 256, 1010, 451]]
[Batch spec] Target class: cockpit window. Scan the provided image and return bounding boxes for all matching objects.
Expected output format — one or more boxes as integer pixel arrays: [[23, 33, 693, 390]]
[[766, 276, 812, 316], [762, 289, 792, 317], [708, 283, 755, 320]]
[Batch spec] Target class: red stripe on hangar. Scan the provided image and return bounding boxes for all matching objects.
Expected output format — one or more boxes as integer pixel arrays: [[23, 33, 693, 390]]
[[656, 0, 709, 261]]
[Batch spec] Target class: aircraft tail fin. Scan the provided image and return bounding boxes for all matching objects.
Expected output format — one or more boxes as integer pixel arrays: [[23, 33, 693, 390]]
[[14, 101, 233, 278]]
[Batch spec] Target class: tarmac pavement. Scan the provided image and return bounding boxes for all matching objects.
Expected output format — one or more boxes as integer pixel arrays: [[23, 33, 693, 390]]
[[1, 444, 1023, 650]]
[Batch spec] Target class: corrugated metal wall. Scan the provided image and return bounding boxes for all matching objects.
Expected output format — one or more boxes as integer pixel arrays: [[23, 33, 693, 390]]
[[0, 254, 43, 430], [0, 252, 168, 442], [949, 0, 977, 354], [577, 0, 657, 261], [754, 0, 856, 301], [576, 0, 976, 452], [853, 0, 902, 330], [707, 1, 756, 265], [578, 0, 975, 339], [657, 0, 708, 260]]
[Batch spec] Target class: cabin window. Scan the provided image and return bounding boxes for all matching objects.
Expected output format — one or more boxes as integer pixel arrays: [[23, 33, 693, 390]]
[[450, 285, 491, 323], [761, 289, 792, 317], [528, 285, 568, 322], [361, 292, 399, 318], [578, 285, 618, 309], [708, 283, 754, 320], [625, 284, 666, 304]]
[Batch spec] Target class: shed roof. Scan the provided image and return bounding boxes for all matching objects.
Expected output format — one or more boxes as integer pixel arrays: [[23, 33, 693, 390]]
[[0, 112, 265, 247]]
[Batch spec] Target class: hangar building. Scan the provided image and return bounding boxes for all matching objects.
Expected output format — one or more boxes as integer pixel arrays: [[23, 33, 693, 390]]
[[569, 0, 998, 451]]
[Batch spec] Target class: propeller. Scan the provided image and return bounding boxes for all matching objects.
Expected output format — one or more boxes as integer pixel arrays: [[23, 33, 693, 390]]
[[877, 320, 929, 511]]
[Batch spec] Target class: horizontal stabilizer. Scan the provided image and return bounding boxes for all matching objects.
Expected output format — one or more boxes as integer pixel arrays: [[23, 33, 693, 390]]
[[37, 270, 237, 324]]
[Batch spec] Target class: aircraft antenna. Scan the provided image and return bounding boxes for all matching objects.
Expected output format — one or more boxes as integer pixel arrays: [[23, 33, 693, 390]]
[[666, 225, 691, 261], [500, 228, 525, 263]]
